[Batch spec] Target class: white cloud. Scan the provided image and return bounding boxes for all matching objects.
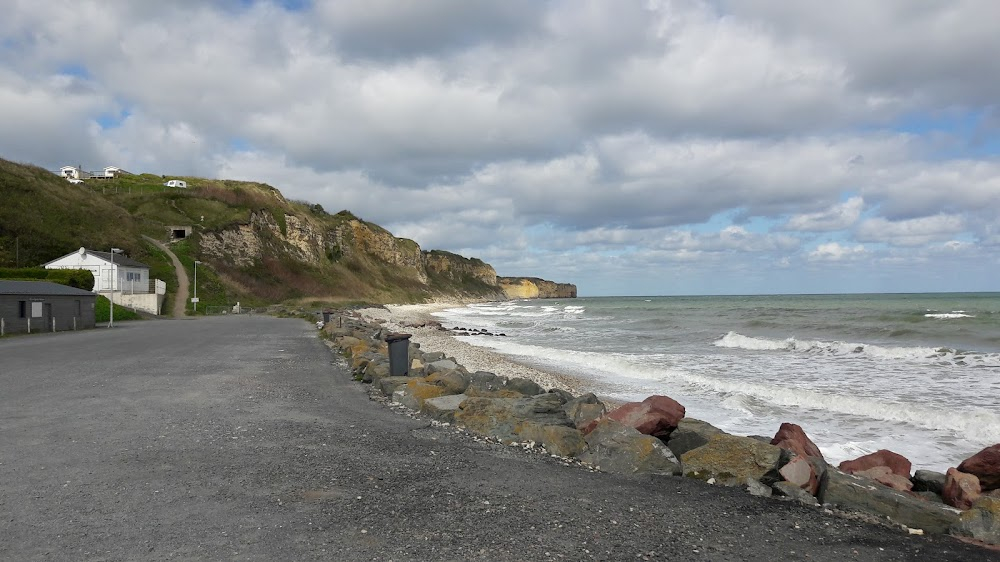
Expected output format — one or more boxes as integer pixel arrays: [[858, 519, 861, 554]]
[[808, 242, 868, 262], [784, 197, 864, 232], [856, 215, 967, 247]]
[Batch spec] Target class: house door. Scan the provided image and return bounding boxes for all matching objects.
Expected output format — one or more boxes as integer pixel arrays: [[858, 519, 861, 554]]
[[44, 303, 52, 331]]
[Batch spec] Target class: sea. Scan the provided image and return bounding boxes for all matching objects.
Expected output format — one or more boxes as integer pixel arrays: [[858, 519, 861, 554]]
[[432, 293, 1000, 472]]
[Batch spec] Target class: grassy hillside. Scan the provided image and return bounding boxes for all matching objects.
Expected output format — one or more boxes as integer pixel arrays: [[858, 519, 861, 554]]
[[0, 157, 504, 307]]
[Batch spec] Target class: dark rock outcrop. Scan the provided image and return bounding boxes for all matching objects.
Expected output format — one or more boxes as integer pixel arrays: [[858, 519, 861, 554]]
[[579, 419, 682, 476]]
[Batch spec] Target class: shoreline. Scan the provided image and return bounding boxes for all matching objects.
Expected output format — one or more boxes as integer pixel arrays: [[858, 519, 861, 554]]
[[357, 302, 609, 401]]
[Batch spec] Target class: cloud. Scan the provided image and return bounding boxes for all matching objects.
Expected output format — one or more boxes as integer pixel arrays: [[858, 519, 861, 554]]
[[856, 215, 967, 247], [784, 197, 864, 232], [808, 242, 868, 262]]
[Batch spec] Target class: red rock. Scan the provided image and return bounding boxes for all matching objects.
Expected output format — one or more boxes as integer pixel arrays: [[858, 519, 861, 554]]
[[589, 395, 685, 438], [779, 455, 819, 495], [770, 422, 824, 460], [854, 466, 913, 492], [838, 449, 912, 478], [957, 444, 1000, 491], [943, 468, 982, 510]]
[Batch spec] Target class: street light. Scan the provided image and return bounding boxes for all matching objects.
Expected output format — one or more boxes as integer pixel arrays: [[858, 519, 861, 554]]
[[108, 248, 122, 328], [193, 260, 201, 313]]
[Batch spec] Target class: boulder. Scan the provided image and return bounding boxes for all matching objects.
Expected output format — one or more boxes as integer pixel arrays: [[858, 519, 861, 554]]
[[393, 381, 451, 411], [364, 361, 390, 385], [454, 393, 574, 441], [854, 466, 913, 492], [424, 359, 460, 375], [680, 433, 784, 487], [957, 444, 1000, 492], [838, 449, 912, 478], [422, 351, 446, 363], [773, 482, 819, 506], [779, 455, 819, 496], [586, 395, 684, 439], [578, 419, 682, 476], [666, 418, 725, 459], [912, 469, 947, 495], [547, 388, 575, 403], [504, 377, 545, 397], [377, 376, 414, 397], [770, 423, 824, 460], [943, 468, 982, 510], [425, 370, 469, 395], [564, 394, 607, 430], [950, 497, 1000, 545], [466, 371, 505, 393], [818, 467, 961, 535], [516, 422, 587, 458], [419, 394, 468, 424]]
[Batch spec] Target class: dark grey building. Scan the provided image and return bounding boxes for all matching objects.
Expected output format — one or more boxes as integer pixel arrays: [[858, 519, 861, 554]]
[[0, 281, 97, 335]]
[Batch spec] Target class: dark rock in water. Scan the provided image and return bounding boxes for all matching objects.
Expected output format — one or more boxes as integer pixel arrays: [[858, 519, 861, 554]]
[[958, 443, 1000, 491], [771, 422, 824, 460], [839, 449, 912, 478], [666, 418, 725, 460], [579, 418, 681, 476], [681, 433, 784, 487], [913, 469, 947, 494], [587, 395, 684, 439], [950, 497, 1000, 545], [818, 467, 961, 535], [943, 468, 982, 510]]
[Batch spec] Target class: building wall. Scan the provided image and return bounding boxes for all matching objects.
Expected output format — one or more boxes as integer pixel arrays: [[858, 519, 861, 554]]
[[46, 255, 149, 292], [0, 294, 97, 335]]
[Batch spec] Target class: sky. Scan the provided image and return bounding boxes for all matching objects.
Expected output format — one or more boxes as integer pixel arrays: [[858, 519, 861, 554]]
[[2, 1, 999, 296]]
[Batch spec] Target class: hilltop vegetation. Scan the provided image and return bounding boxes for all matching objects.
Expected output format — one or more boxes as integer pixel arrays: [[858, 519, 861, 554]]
[[0, 157, 508, 307]]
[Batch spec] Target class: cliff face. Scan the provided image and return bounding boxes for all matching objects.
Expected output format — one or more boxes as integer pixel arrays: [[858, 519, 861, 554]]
[[498, 277, 578, 299], [333, 219, 428, 283]]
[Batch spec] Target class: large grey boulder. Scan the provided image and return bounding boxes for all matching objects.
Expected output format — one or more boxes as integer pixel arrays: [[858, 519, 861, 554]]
[[504, 377, 545, 397], [680, 433, 783, 487], [950, 496, 1000, 545], [912, 469, 947, 495], [579, 419, 682, 476], [564, 393, 607, 430], [420, 394, 468, 424], [377, 376, 414, 397], [454, 393, 574, 441], [516, 422, 587, 458], [819, 467, 961, 534], [666, 418, 725, 459], [467, 371, 505, 393], [424, 359, 460, 375]]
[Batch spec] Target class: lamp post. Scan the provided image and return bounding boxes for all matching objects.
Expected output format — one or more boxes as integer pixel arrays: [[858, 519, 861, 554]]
[[108, 248, 122, 328], [193, 260, 201, 313]]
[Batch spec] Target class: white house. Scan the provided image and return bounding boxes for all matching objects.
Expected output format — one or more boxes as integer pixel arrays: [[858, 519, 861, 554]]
[[59, 165, 93, 181], [102, 166, 132, 178], [164, 179, 187, 188], [44, 247, 151, 293]]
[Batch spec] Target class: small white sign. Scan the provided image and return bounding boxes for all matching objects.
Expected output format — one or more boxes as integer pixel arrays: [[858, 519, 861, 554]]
[[190, 297, 200, 303]]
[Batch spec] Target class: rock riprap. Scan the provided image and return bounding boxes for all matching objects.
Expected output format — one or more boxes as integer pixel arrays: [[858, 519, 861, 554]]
[[323, 312, 1000, 548]]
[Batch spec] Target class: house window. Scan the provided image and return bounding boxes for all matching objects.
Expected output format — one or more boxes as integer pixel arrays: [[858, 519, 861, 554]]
[[76, 300, 82, 316], [31, 302, 43, 318], [19, 300, 26, 318]]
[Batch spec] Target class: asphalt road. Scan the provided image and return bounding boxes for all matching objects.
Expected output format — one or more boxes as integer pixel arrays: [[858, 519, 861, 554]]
[[0, 316, 993, 561]]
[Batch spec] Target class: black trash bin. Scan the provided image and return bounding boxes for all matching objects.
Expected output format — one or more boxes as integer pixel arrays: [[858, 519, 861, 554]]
[[385, 333, 412, 376]]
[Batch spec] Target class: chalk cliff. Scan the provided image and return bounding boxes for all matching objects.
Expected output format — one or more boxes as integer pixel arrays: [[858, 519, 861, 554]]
[[498, 277, 578, 299]]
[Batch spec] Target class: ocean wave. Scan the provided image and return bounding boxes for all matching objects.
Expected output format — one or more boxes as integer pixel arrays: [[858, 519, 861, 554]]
[[924, 312, 975, 319], [712, 331, 998, 365], [462, 336, 1000, 443]]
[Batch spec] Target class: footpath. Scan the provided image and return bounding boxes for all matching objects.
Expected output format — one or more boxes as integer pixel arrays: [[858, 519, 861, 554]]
[[0, 315, 992, 560]]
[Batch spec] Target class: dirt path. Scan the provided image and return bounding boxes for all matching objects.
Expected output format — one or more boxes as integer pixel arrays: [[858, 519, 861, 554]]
[[142, 235, 188, 318]]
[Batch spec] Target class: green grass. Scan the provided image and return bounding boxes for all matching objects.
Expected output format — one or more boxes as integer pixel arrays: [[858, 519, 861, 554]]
[[95, 295, 143, 322]]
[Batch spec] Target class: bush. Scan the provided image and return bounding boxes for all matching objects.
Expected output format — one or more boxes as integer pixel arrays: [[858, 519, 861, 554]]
[[0, 267, 95, 290]]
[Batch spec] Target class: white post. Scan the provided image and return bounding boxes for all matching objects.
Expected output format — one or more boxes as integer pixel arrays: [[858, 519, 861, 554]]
[[1, 317, 4, 336], [193, 260, 201, 313], [73, 317, 77, 331], [52, 317, 56, 332], [27, 317, 31, 334], [109, 248, 122, 328]]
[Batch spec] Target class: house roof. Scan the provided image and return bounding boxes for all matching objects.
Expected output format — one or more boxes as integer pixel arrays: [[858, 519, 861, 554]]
[[85, 250, 149, 268], [42, 248, 150, 269], [0, 281, 97, 297]]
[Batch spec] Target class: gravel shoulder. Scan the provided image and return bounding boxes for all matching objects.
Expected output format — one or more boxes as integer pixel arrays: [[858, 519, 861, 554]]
[[0, 316, 992, 560]]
